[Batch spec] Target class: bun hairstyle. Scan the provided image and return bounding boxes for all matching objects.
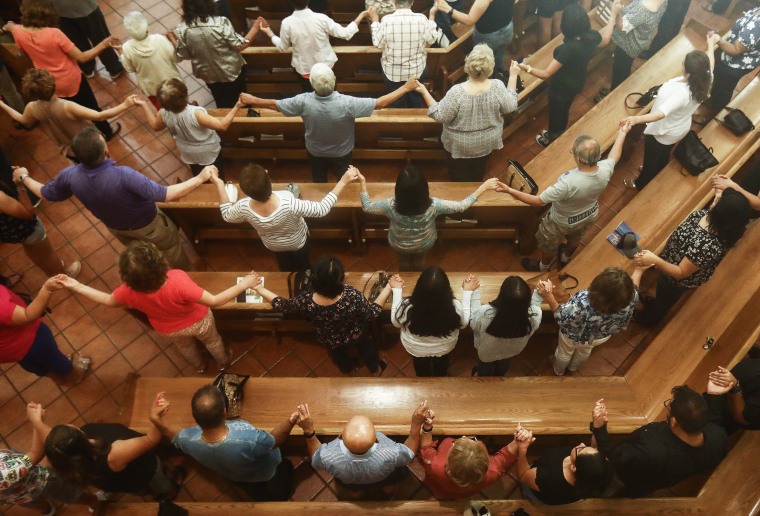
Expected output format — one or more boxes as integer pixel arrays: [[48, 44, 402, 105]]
[[464, 44, 496, 80]]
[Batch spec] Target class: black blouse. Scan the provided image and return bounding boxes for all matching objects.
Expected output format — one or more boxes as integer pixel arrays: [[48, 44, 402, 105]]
[[530, 446, 582, 505]]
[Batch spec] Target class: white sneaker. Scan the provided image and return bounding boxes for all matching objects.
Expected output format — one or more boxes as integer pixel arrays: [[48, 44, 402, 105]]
[[64, 261, 81, 278]]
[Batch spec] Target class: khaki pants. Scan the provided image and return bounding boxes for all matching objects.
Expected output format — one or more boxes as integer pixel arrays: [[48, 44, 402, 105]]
[[108, 209, 190, 270], [553, 331, 611, 375]]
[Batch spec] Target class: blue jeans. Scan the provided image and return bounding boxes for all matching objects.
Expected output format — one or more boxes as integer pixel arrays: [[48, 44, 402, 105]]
[[473, 22, 514, 78]]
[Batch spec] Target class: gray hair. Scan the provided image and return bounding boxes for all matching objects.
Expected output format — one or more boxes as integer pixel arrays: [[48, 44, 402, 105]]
[[572, 135, 601, 166], [124, 11, 149, 41], [309, 63, 336, 97], [464, 44, 495, 80], [394, 0, 414, 6]]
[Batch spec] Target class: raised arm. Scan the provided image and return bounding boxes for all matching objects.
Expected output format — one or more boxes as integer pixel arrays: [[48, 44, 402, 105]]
[[599, 1, 622, 47], [607, 120, 632, 164], [536, 280, 559, 312], [195, 99, 245, 132], [238, 18, 263, 52], [65, 94, 139, 122], [11, 278, 62, 325], [0, 191, 35, 220], [519, 59, 563, 80], [66, 36, 119, 64], [436, 0, 490, 26], [712, 175, 760, 210], [495, 181, 545, 206], [165, 166, 213, 201], [633, 250, 699, 281], [403, 401, 429, 453], [270, 411, 298, 449], [375, 78, 418, 109], [515, 424, 539, 490], [294, 404, 322, 458], [197, 271, 261, 307], [26, 402, 51, 463], [240, 93, 279, 111], [148, 392, 182, 441], [59, 275, 121, 307], [0, 99, 36, 126], [134, 97, 166, 131], [711, 29, 748, 57], [13, 168, 45, 200]]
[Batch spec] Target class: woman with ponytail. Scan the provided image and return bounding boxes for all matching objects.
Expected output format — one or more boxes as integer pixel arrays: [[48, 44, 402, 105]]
[[414, 44, 519, 181], [622, 35, 719, 191]]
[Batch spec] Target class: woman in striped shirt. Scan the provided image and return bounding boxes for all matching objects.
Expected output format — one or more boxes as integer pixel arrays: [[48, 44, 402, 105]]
[[359, 165, 498, 271], [213, 164, 358, 271]]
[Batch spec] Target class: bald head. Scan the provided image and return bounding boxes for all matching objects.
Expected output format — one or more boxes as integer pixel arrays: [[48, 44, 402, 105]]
[[342, 415, 376, 454], [572, 135, 601, 167]]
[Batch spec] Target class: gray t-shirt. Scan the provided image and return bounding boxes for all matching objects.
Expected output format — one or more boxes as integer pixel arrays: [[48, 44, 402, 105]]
[[52, 0, 97, 18], [539, 158, 616, 228], [276, 92, 375, 157], [311, 432, 414, 484], [161, 105, 221, 166]]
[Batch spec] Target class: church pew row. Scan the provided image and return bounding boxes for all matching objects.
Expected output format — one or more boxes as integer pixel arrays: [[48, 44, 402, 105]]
[[97, 432, 760, 513], [158, 181, 532, 253]]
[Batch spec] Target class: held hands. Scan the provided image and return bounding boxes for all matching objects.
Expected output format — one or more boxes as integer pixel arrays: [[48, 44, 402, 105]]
[[43, 276, 64, 293], [242, 270, 262, 290], [480, 177, 500, 192], [611, 0, 623, 13], [633, 250, 657, 268], [295, 403, 314, 433], [388, 273, 404, 289], [26, 402, 44, 423], [711, 174, 736, 193], [11, 166, 29, 183], [101, 36, 120, 50], [510, 60, 521, 75], [536, 280, 554, 298], [494, 180, 512, 194], [52, 274, 78, 290], [619, 118, 633, 134], [404, 76, 420, 92], [150, 392, 170, 422], [707, 366, 737, 395], [514, 423, 535, 452], [239, 93, 256, 106], [199, 165, 217, 183], [462, 274, 479, 291], [707, 32, 721, 48], [412, 400, 430, 426], [340, 166, 361, 184], [413, 79, 428, 94], [368, 6, 380, 22], [424, 408, 436, 428], [435, 0, 453, 13], [592, 398, 608, 428]]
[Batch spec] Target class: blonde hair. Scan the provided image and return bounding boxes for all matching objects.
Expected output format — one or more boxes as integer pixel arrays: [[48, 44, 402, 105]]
[[464, 44, 495, 80], [446, 437, 490, 487]]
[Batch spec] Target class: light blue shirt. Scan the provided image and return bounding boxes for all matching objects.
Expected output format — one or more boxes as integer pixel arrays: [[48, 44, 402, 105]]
[[172, 420, 281, 483], [311, 432, 414, 484]]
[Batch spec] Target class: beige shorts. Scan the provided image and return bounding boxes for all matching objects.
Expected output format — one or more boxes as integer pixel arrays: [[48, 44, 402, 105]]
[[535, 212, 597, 254]]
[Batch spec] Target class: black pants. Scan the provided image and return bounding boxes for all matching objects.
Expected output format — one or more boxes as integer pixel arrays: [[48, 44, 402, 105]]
[[413, 354, 450, 377], [449, 154, 489, 182], [709, 0, 731, 13], [189, 161, 224, 179], [207, 66, 247, 108], [636, 274, 688, 327], [610, 49, 635, 91], [383, 69, 426, 108], [709, 59, 751, 113], [434, 0, 465, 43], [635, 134, 674, 190], [307, 151, 352, 183], [236, 459, 293, 501], [274, 242, 311, 272], [61, 75, 113, 139], [59, 9, 123, 76], [643, 0, 691, 57], [295, 72, 313, 93], [473, 358, 511, 376], [329, 330, 381, 373], [547, 86, 578, 139]]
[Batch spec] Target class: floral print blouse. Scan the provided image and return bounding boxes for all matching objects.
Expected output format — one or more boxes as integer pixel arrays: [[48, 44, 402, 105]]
[[554, 288, 639, 343]]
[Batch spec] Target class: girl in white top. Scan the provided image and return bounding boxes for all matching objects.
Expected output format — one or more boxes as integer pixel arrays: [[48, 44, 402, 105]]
[[389, 268, 475, 377], [136, 78, 242, 176], [259, 1, 369, 91], [469, 276, 543, 376], [212, 163, 359, 271], [622, 35, 718, 191]]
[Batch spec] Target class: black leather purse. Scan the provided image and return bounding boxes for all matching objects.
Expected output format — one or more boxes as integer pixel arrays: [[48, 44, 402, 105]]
[[720, 107, 755, 136], [673, 131, 719, 176]]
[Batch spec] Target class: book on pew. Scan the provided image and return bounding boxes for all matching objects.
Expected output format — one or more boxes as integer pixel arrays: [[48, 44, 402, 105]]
[[259, 134, 285, 141], [607, 221, 640, 256], [236, 277, 264, 303]]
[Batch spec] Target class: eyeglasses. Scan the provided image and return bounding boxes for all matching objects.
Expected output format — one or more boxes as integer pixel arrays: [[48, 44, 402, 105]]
[[459, 435, 478, 442], [663, 398, 672, 417]]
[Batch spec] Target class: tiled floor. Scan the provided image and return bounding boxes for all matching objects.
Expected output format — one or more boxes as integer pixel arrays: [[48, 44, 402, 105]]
[[0, 0, 751, 513]]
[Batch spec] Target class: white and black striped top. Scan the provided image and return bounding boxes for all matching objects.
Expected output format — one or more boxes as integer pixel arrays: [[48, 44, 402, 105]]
[[219, 190, 337, 252]]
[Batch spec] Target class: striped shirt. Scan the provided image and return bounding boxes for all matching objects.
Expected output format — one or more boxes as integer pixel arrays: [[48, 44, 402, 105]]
[[371, 9, 440, 81], [311, 432, 415, 484], [219, 190, 337, 252]]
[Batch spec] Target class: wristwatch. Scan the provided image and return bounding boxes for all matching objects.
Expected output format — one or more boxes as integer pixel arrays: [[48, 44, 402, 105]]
[[730, 382, 742, 394], [303, 430, 316, 439], [17, 174, 28, 184]]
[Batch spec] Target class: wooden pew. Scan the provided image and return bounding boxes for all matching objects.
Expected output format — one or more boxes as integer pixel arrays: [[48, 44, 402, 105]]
[[126, 376, 647, 435], [211, 108, 448, 162], [87, 430, 760, 514]]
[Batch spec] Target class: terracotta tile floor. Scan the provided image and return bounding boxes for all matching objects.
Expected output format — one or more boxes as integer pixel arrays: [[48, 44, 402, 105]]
[[0, 0, 750, 512]]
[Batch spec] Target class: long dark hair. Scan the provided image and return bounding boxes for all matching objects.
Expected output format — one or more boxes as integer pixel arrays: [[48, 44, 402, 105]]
[[397, 267, 460, 337], [684, 50, 712, 103], [394, 165, 433, 217], [485, 276, 533, 338], [182, 0, 216, 24], [707, 187, 750, 248], [45, 425, 110, 488]]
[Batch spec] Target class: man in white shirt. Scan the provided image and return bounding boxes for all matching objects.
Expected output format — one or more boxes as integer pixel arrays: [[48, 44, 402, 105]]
[[260, 1, 369, 92], [370, 0, 443, 107]]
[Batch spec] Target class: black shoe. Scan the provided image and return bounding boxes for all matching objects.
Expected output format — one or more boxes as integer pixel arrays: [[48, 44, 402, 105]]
[[557, 243, 571, 268], [104, 122, 122, 142], [521, 258, 547, 272]]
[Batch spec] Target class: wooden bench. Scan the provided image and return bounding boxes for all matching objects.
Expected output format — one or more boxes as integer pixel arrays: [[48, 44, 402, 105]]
[[159, 181, 529, 253], [91, 430, 760, 514]]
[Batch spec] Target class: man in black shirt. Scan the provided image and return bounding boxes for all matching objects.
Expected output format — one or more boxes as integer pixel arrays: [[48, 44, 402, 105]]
[[705, 359, 760, 431], [590, 386, 728, 497]]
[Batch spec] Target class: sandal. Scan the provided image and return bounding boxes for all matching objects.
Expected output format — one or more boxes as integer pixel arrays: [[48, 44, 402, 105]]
[[68, 353, 92, 385]]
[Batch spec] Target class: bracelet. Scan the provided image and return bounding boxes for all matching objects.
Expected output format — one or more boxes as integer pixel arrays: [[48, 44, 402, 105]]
[[303, 430, 316, 439], [730, 382, 742, 394], [448, 8, 455, 21], [422, 425, 433, 433]]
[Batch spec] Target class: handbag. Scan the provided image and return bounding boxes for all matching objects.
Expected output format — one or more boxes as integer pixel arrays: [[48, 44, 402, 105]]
[[287, 268, 313, 297], [213, 373, 250, 419], [625, 85, 661, 109], [719, 107, 755, 136], [673, 130, 719, 176], [504, 160, 538, 194]]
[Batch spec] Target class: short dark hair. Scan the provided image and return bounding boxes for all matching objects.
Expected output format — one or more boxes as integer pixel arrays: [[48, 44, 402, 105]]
[[561, 4, 592, 39], [669, 385, 709, 434], [312, 256, 344, 298], [156, 78, 189, 113], [239, 164, 272, 202], [588, 267, 635, 314], [20, 0, 58, 28], [22, 68, 56, 101], [574, 450, 614, 497], [181, 0, 216, 24], [71, 126, 107, 167], [394, 165, 432, 217], [191, 384, 227, 429], [118, 241, 169, 292]]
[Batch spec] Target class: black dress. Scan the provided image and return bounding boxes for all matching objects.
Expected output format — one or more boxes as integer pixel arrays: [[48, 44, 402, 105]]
[[81, 423, 160, 494], [529, 446, 582, 505]]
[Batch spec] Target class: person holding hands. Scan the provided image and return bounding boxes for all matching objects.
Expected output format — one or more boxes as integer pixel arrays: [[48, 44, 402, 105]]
[[705, 360, 760, 431]]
